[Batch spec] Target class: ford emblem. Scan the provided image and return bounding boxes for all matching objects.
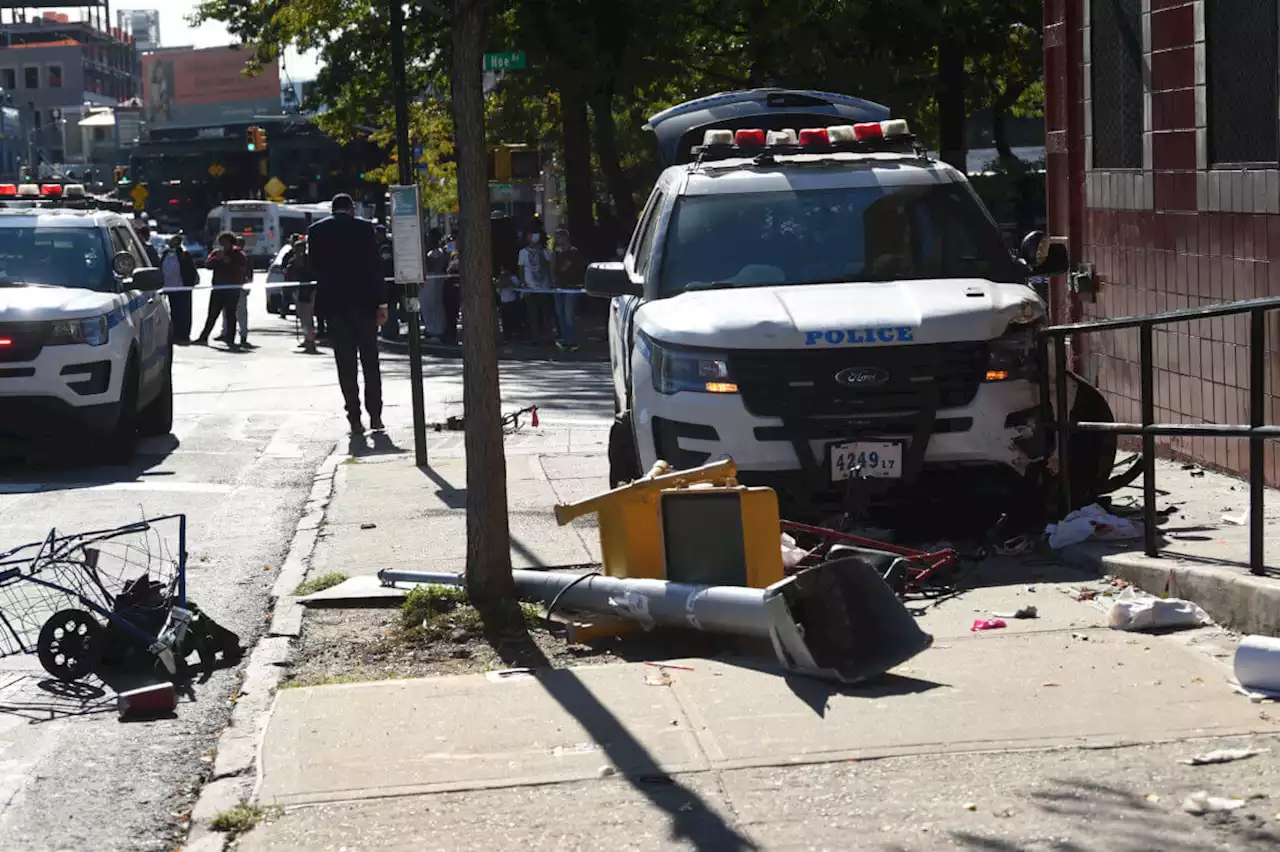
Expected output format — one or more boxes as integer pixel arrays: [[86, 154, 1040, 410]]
[[835, 366, 890, 387]]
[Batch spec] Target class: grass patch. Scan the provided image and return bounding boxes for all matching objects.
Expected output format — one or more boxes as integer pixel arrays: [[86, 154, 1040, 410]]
[[293, 571, 348, 597], [281, 670, 402, 690], [399, 586, 543, 638], [209, 803, 281, 838]]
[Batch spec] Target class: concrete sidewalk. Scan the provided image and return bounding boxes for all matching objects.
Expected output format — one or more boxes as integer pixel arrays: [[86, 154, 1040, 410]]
[[243, 577, 1279, 850], [1059, 459, 1280, 635]]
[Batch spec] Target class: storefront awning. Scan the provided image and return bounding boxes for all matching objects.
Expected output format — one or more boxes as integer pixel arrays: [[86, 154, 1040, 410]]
[[79, 112, 116, 128]]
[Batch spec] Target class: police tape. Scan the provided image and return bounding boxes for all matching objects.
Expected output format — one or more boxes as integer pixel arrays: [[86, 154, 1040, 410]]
[[157, 277, 588, 297]]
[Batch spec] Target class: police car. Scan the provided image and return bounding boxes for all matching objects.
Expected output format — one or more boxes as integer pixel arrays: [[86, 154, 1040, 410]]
[[589, 90, 1069, 514], [0, 185, 173, 460]]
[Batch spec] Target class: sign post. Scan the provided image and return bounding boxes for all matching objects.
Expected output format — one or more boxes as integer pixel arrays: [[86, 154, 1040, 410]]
[[389, 0, 428, 467]]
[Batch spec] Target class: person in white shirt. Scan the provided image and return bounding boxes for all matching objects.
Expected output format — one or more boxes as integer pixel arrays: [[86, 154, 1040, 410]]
[[517, 231, 553, 344]]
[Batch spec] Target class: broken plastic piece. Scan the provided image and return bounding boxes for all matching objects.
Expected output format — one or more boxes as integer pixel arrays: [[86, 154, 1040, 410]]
[[971, 619, 1007, 632]]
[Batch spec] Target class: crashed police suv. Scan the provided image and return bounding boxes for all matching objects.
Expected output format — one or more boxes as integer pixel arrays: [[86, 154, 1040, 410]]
[[0, 190, 173, 460], [591, 90, 1069, 516]]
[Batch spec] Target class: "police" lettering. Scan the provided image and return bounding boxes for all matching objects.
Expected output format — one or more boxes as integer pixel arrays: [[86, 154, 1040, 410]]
[[804, 327, 916, 346]]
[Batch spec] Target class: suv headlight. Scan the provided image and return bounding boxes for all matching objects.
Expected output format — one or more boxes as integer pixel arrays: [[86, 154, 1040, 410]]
[[985, 321, 1042, 382], [641, 332, 737, 395], [48, 315, 110, 347]]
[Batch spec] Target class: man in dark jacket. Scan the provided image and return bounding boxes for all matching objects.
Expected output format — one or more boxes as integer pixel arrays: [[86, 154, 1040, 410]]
[[307, 193, 388, 433], [196, 231, 248, 348]]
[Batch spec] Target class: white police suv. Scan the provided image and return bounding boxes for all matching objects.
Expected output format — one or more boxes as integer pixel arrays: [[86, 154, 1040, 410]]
[[0, 192, 173, 460], [590, 90, 1070, 515]]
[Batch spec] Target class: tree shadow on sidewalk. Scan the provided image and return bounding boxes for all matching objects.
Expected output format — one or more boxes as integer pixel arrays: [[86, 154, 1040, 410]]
[[485, 621, 758, 851]]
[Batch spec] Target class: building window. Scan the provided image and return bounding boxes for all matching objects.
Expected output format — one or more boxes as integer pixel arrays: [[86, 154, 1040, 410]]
[[1207, 0, 1279, 165], [23, 66, 38, 89], [47, 65, 61, 89], [0, 69, 14, 91], [1091, 0, 1144, 169]]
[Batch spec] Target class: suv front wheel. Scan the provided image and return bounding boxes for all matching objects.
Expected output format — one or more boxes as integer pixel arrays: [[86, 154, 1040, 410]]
[[102, 356, 140, 463]]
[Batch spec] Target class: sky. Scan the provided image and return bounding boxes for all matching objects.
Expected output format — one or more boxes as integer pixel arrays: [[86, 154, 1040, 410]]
[[112, 1, 323, 81]]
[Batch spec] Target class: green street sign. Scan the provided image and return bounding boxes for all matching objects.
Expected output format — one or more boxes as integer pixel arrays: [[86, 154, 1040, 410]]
[[484, 51, 526, 71]]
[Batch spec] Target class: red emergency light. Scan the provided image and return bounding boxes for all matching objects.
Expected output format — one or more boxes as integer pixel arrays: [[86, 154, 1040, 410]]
[[0, 184, 16, 197], [853, 122, 884, 141], [0, 338, 12, 347], [798, 128, 830, 147], [733, 129, 766, 146], [40, 184, 63, 197]]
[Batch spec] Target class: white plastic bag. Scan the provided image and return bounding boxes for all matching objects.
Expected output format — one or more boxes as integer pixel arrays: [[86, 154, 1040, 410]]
[[1045, 503, 1142, 549], [780, 533, 807, 570], [1107, 587, 1209, 631]]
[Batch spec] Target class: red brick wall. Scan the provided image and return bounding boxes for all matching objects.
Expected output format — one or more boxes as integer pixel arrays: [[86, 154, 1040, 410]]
[[1046, 0, 1280, 486]]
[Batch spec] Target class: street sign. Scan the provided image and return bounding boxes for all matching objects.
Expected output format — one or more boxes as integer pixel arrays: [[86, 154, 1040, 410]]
[[483, 51, 526, 71], [389, 184, 425, 285], [490, 183, 515, 199], [208, 163, 226, 178], [129, 183, 148, 210], [265, 176, 286, 199]]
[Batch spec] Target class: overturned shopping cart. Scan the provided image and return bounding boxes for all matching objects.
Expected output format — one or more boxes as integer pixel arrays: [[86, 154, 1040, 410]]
[[0, 515, 211, 681]]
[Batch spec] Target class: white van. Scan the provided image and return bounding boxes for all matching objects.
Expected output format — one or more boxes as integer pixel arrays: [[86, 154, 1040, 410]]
[[204, 201, 310, 268], [591, 90, 1074, 519]]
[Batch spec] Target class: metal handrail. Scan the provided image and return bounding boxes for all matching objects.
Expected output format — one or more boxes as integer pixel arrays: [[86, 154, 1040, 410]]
[[1040, 295, 1280, 576]]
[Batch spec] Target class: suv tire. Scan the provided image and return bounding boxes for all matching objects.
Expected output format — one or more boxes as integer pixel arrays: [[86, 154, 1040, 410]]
[[139, 352, 174, 437], [608, 411, 642, 488], [103, 357, 140, 463]]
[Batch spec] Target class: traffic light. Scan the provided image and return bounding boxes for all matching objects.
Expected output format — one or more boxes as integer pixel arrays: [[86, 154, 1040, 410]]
[[257, 126, 268, 152], [246, 126, 267, 152]]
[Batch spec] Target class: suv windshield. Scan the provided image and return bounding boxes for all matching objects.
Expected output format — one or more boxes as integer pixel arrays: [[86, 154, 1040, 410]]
[[231, 216, 263, 235], [0, 226, 112, 291], [658, 183, 1022, 296]]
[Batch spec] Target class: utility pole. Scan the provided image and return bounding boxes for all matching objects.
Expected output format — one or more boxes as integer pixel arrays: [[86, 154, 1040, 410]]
[[389, 0, 429, 467]]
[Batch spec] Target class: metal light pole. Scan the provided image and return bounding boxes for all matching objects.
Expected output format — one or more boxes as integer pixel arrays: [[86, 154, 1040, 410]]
[[389, 0, 428, 466]]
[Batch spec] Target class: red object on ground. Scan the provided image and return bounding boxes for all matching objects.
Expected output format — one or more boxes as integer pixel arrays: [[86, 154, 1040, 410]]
[[531, 406, 539, 428], [779, 520, 958, 595], [970, 619, 1008, 632], [116, 682, 177, 719]]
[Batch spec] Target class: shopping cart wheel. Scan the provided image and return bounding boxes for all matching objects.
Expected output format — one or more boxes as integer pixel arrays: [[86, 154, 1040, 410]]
[[37, 609, 104, 682]]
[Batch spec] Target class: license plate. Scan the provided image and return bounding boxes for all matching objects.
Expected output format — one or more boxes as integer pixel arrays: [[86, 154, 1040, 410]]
[[829, 441, 904, 481]]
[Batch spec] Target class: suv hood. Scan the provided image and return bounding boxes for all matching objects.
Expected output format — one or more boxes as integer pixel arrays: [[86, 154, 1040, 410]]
[[0, 286, 119, 322], [636, 279, 1043, 349]]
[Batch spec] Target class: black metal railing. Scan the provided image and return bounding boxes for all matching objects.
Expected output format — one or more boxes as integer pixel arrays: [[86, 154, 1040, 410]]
[[1040, 296, 1280, 576]]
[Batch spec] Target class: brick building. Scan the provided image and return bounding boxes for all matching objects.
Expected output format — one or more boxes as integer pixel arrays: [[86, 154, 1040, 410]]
[[1044, 0, 1280, 485]]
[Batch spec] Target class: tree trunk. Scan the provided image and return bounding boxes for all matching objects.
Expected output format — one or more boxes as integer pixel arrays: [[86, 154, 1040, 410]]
[[559, 73, 597, 256], [451, 0, 516, 613], [589, 85, 637, 239], [936, 26, 967, 171]]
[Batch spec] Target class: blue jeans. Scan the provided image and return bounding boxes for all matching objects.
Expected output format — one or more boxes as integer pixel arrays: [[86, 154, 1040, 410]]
[[553, 292, 578, 346]]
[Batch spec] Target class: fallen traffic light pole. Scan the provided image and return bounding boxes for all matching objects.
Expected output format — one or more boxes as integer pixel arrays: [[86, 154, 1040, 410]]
[[378, 559, 932, 684]]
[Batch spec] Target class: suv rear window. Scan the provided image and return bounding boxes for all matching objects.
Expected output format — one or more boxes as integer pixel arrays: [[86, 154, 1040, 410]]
[[231, 216, 264, 235], [657, 183, 1021, 296], [0, 226, 112, 291]]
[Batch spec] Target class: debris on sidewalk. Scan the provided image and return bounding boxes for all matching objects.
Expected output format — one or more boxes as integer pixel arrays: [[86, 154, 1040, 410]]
[[991, 606, 1038, 620], [116, 682, 178, 721], [1046, 503, 1142, 549], [1107, 588, 1210, 632], [1178, 747, 1269, 766], [971, 618, 1007, 632], [1234, 635, 1280, 699], [1182, 791, 1246, 815], [1221, 510, 1249, 526]]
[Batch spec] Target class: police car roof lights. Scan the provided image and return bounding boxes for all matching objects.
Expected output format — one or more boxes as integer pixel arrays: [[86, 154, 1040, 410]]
[[63, 184, 86, 199], [40, 184, 63, 197], [696, 119, 918, 161], [16, 184, 39, 198], [0, 184, 15, 197]]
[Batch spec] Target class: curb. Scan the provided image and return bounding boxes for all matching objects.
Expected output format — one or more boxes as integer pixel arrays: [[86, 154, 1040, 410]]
[[183, 444, 346, 850], [1059, 544, 1280, 637]]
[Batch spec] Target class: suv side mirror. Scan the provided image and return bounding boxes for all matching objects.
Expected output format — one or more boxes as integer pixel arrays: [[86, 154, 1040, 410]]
[[131, 267, 164, 292], [1019, 231, 1070, 276], [585, 261, 642, 298]]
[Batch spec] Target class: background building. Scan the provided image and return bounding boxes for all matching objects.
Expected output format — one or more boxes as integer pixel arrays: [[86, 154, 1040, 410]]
[[0, 7, 139, 171], [117, 9, 159, 51], [1044, 0, 1280, 486]]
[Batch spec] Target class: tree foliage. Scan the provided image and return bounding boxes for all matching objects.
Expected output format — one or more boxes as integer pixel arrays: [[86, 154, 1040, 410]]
[[196, 0, 1046, 244]]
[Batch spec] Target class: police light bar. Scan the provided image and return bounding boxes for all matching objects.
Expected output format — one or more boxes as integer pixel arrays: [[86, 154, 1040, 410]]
[[63, 184, 86, 199], [698, 120, 915, 158], [17, 184, 39, 197], [0, 184, 16, 197], [40, 184, 63, 197]]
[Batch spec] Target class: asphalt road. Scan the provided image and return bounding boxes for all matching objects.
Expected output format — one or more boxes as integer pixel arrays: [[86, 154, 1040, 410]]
[[0, 275, 613, 851]]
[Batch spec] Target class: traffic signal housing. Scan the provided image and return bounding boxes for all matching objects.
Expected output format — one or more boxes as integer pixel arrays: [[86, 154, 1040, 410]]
[[246, 126, 267, 152]]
